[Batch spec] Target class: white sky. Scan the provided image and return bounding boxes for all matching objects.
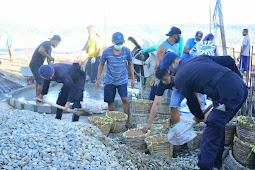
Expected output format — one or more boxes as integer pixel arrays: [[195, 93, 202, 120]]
[[0, 0, 254, 27]]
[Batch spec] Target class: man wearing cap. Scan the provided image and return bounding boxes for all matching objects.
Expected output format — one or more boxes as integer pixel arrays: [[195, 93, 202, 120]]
[[190, 33, 219, 57], [81, 25, 102, 83], [240, 29, 251, 76], [182, 31, 203, 59], [95, 32, 135, 129], [37, 63, 85, 122], [29, 35, 61, 98], [143, 52, 247, 170]]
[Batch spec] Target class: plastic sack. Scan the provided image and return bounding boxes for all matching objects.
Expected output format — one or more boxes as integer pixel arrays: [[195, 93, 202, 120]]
[[82, 98, 108, 114], [168, 119, 197, 145]]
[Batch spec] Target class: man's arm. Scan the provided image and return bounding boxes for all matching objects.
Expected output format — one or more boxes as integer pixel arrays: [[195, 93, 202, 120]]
[[95, 62, 105, 89], [128, 61, 135, 88], [142, 95, 163, 133], [38, 46, 54, 63], [151, 45, 165, 85], [240, 45, 246, 54]]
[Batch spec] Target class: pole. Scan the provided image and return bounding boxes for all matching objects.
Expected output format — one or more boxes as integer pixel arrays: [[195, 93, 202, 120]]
[[209, 0, 212, 33], [218, 0, 227, 55]]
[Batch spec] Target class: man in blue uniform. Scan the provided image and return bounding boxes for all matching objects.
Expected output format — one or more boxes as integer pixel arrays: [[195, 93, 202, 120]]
[[37, 63, 85, 122], [144, 52, 247, 170]]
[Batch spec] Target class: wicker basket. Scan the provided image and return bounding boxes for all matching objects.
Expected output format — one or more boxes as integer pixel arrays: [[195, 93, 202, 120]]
[[233, 136, 255, 166], [236, 116, 255, 144], [145, 134, 173, 157], [153, 115, 171, 129], [106, 111, 128, 133], [123, 128, 150, 152], [157, 98, 171, 115], [225, 150, 255, 170], [225, 123, 237, 145], [137, 124, 163, 136], [88, 116, 112, 136], [132, 99, 153, 114]]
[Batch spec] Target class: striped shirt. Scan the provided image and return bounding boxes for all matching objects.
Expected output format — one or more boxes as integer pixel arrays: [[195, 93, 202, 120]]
[[190, 41, 219, 57], [99, 46, 133, 85]]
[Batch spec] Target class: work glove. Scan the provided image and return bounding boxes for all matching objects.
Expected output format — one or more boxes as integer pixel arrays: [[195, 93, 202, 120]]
[[90, 57, 96, 64]]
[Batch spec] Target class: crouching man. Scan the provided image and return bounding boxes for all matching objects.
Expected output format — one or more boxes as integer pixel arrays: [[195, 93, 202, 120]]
[[37, 63, 85, 122], [143, 52, 247, 170]]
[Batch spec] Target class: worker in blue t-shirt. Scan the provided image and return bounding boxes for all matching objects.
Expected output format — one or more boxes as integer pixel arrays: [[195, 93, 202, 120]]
[[181, 31, 203, 59]]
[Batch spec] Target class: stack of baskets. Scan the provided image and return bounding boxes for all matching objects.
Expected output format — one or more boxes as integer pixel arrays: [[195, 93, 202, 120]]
[[123, 128, 150, 152], [228, 116, 255, 168], [106, 111, 128, 133], [157, 98, 171, 116], [131, 99, 153, 125], [137, 124, 163, 136], [145, 134, 173, 157], [225, 122, 237, 145], [88, 116, 113, 136]]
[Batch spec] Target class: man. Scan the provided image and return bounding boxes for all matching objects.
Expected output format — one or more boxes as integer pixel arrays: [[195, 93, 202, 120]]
[[29, 35, 61, 98], [95, 32, 135, 129], [190, 33, 219, 57], [144, 52, 247, 170], [181, 31, 203, 59], [82, 25, 102, 83], [37, 63, 85, 122], [240, 29, 251, 75], [149, 26, 182, 100], [6, 30, 15, 61]]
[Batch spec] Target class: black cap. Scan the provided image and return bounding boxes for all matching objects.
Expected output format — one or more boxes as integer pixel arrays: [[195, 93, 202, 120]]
[[166, 27, 181, 36], [51, 35, 61, 41]]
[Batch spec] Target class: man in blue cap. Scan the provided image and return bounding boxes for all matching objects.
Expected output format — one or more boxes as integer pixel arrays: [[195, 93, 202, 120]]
[[143, 52, 247, 170], [37, 63, 85, 122], [29, 35, 61, 99], [182, 31, 203, 59], [95, 32, 135, 129]]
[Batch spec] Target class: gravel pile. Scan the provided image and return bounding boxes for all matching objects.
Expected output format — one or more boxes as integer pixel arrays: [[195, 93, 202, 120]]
[[0, 108, 206, 169]]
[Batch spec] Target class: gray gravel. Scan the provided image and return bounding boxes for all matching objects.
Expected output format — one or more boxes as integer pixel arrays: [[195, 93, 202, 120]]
[[0, 108, 215, 169]]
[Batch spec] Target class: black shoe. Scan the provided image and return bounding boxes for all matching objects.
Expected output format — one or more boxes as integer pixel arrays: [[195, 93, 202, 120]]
[[72, 114, 80, 122]]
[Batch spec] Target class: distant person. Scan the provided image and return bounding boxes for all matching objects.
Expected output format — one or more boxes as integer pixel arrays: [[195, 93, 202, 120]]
[[240, 28, 251, 75], [190, 33, 219, 57], [6, 30, 15, 61], [95, 32, 135, 129], [181, 31, 203, 59], [37, 63, 85, 122], [29, 35, 61, 98], [82, 25, 102, 83]]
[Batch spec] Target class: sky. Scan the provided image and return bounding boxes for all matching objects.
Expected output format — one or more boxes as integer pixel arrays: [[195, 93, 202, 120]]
[[0, 0, 254, 27]]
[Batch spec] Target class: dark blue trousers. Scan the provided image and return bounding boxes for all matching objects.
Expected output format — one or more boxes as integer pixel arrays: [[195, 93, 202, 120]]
[[56, 74, 85, 122], [198, 72, 248, 170]]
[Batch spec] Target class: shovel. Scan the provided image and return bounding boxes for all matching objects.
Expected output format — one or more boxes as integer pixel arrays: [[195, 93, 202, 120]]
[[37, 98, 93, 116], [168, 104, 213, 145]]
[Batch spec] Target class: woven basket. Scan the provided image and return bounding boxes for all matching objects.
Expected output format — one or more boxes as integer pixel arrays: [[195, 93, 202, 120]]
[[236, 116, 255, 143], [106, 111, 128, 133], [233, 136, 255, 166], [145, 134, 173, 157], [132, 99, 153, 114], [153, 115, 171, 129], [123, 128, 150, 152], [225, 123, 237, 145], [88, 116, 112, 136], [137, 124, 163, 136], [225, 150, 255, 170]]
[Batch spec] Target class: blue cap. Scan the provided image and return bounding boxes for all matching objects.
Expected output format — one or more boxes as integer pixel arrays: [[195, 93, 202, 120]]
[[39, 65, 54, 79], [203, 33, 214, 41], [160, 52, 178, 70], [166, 26, 181, 36], [112, 32, 125, 44]]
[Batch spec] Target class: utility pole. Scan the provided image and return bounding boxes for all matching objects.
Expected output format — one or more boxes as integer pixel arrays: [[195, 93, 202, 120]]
[[209, 0, 212, 33], [218, 0, 227, 55]]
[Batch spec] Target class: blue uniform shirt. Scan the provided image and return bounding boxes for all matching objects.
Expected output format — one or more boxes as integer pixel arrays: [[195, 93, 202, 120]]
[[41, 63, 84, 103], [99, 46, 133, 86], [181, 38, 196, 59], [174, 55, 242, 119]]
